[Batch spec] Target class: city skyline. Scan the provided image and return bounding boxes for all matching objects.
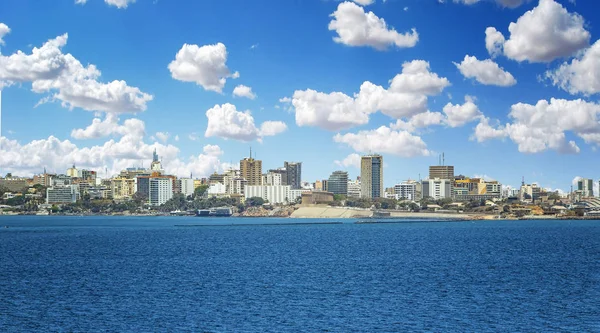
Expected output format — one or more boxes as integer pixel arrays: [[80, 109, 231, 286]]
[[1, 0, 600, 192]]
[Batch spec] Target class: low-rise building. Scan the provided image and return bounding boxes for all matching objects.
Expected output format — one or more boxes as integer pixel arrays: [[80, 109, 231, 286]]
[[347, 179, 361, 198], [301, 191, 334, 205], [177, 178, 195, 197], [244, 185, 305, 204], [111, 177, 136, 200], [394, 181, 418, 201], [422, 178, 452, 200]]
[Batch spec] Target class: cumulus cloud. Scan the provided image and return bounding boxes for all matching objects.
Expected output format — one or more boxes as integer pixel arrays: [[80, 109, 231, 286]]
[[104, 0, 136, 8], [70, 114, 145, 140], [0, 23, 10, 45], [334, 153, 362, 169], [390, 111, 444, 132], [233, 84, 257, 99], [497, 0, 590, 63], [291, 60, 449, 131], [453, 0, 527, 8], [155, 132, 170, 143], [328, 1, 418, 50], [473, 98, 600, 154], [352, 0, 375, 5], [204, 103, 287, 142], [485, 27, 505, 58], [546, 40, 600, 96], [333, 126, 431, 157], [454, 55, 516, 87], [0, 33, 153, 112], [168, 42, 238, 93], [0, 127, 225, 179], [443, 96, 483, 127]]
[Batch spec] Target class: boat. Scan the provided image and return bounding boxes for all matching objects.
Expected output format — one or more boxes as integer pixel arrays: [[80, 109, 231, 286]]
[[196, 207, 233, 217]]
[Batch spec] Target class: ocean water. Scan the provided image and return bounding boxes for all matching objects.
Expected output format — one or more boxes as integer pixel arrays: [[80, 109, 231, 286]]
[[1, 216, 599, 332]]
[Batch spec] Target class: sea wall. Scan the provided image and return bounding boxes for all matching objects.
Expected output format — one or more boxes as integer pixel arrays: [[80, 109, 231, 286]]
[[290, 206, 373, 219]]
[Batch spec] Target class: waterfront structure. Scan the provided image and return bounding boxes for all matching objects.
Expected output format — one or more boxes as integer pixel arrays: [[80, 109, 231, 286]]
[[149, 178, 173, 206], [245, 185, 295, 204], [361, 154, 383, 199], [177, 178, 195, 197], [240, 156, 262, 186], [347, 179, 361, 198], [46, 185, 79, 204], [577, 178, 594, 197], [394, 181, 418, 201], [284, 162, 302, 189], [301, 191, 334, 205], [327, 171, 348, 195], [422, 178, 452, 200], [111, 177, 136, 200]]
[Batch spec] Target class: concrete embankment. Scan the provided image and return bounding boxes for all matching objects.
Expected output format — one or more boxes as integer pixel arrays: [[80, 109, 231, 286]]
[[290, 206, 373, 218]]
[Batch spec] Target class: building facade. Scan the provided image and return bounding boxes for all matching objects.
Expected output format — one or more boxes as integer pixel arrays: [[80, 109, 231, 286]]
[[111, 177, 136, 200], [245, 185, 295, 204], [263, 172, 282, 186], [327, 171, 349, 195], [429, 165, 454, 180], [284, 162, 302, 190], [177, 178, 195, 197], [577, 178, 594, 197], [361, 155, 383, 199], [422, 178, 452, 200], [149, 178, 173, 206], [394, 182, 418, 201], [46, 186, 79, 204], [347, 180, 361, 198], [240, 157, 263, 186]]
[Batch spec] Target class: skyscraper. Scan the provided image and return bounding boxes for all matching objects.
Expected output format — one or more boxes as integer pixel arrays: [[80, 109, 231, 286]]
[[361, 154, 383, 199], [577, 178, 594, 197], [240, 150, 262, 186], [327, 171, 348, 195], [284, 161, 302, 190], [429, 165, 454, 180]]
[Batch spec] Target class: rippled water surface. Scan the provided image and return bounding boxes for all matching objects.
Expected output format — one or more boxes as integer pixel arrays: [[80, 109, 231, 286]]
[[1, 216, 599, 332]]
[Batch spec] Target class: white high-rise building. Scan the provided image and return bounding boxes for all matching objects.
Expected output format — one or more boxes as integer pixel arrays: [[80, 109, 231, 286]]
[[422, 178, 452, 200], [394, 182, 418, 201], [149, 178, 173, 206], [178, 178, 195, 197]]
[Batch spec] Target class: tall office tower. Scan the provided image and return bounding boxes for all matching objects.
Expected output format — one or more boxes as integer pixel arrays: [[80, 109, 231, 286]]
[[577, 178, 594, 197], [361, 154, 383, 199], [327, 171, 349, 195], [429, 165, 454, 180], [149, 178, 173, 206], [240, 149, 262, 186], [284, 162, 302, 190]]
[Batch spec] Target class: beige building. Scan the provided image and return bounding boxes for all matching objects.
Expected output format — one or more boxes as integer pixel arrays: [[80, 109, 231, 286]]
[[240, 157, 262, 186], [429, 165, 454, 180], [66, 165, 78, 178], [361, 154, 383, 199], [110, 177, 136, 200]]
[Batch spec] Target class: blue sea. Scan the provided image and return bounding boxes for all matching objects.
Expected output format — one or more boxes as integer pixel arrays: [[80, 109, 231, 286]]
[[1, 216, 599, 332]]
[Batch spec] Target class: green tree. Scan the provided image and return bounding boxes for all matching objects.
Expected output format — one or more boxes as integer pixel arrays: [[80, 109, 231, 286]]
[[246, 196, 265, 207], [194, 185, 209, 199]]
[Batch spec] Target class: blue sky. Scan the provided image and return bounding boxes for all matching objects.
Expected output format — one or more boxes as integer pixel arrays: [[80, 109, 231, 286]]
[[1, 0, 600, 191]]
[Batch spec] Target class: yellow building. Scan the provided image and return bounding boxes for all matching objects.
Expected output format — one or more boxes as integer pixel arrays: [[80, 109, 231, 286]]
[[110, 177, 136, 200]]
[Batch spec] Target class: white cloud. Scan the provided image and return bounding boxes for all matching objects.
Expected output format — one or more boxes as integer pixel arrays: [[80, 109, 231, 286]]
[[485, 27, 505, 58], [453, 0, 527, 8], [104, 0, 136, 8], [471, 117, 508, 142], [352, 0, 375, 5], [168, 42, 238, 93], [174, 135, 179, 142], [454, 55, 516, 87], [328, 1, 418, 50], [155, 132, 170, 143], [333, 126, 431, 157], [70, 114, 145, 140], [391, 111, 444, 132], [75, 0, 88, 4], [0, 23, 10, 45], [0, 124, 226, 179], [546, 39, 600, 96], [473, 98, 600, 154], [233, 84, 257, 99], [204, 103, 287, 142], [0, 33, 153, 113], [334, 153, 362, 169], [259, 121, 288, 137], [291, 60, 450, 131], [443, 96, 483, 127], [500, 0, 590, 63]]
